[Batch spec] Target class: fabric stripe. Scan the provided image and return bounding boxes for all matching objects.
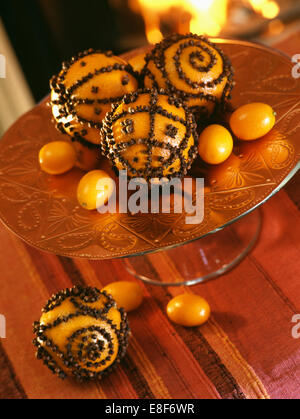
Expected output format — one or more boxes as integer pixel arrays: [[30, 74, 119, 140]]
[[145, 276, 246, 399], [58, 256, 87, 287], [0, 183, 297, 399], [88, 259, 221, 399], [147, 251, 270, 399], [128, 339, 171, 399], [0, 342, 27, 399], [250, 190, 300, 309], [25, 246, 73, 293], [248, 254, 298, 313], [202, 318, 270, 400], [121, 356, 155, 399]]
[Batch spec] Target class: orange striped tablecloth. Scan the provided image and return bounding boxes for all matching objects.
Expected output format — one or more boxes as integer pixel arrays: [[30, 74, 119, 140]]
[[0, 181, 300, 399], [0, 35, 300, 400]]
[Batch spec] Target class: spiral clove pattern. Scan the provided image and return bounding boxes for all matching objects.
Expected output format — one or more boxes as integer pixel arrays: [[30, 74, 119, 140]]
[[143, 34, 234, 117], [33, 286, 130, 382]]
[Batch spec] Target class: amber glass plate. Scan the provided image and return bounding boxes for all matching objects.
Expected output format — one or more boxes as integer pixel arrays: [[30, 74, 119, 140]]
[[0, 39, 299, 259]]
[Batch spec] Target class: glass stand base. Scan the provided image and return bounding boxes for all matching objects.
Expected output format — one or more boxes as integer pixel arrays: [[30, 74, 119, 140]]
[[123, 209, 262, 286]]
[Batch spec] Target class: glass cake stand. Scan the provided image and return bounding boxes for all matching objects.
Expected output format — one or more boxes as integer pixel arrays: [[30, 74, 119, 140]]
[[124, 208, 262, 286], [0, 39, 299, 286]]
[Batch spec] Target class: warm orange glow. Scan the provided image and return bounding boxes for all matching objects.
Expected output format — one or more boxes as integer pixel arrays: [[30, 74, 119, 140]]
[[189, 0, 228, 36], [129, 0, 281, 44], [129, 0, 228, 43], [261, 1, 280, 19], [248, 0, 280, 19], [268, 19, 284, 35], [146, 27, 163, 45]]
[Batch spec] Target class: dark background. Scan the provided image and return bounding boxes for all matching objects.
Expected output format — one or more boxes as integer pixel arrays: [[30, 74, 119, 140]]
[[2, 0, 300, 104], [0, 0, 139, 102]]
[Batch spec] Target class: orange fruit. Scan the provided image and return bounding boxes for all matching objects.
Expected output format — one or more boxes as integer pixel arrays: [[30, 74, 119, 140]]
[[198, 124, 233, 165], [102, 281, 143, 312], [167, 294, 211, 327], [77, 170, 115, 210], [230, 103, 276, 141], [39, 141, 76, 175]]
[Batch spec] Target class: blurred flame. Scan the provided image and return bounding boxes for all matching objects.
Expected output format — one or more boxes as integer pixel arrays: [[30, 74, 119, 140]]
[[129, 0, 280, 44], [129, 0, 228, 43], [248, 0, 280, 19]]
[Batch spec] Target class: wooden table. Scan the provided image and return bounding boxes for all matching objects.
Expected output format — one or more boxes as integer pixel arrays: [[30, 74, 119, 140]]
[[0, 33, 299, 400]]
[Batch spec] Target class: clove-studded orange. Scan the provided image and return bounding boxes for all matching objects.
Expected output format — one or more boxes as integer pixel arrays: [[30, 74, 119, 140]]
[[50, 49, 138, 169], [143, 33, 234, 117], [101, 89, 198, 180], [33, 286, 130, 381]]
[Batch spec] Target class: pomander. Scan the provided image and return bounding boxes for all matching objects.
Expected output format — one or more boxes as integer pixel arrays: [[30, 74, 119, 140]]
[[143, 33, 234, 117], [101, 88, 198, 180], [33, 286, 130, 382], [50, 49, 138, 169]]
